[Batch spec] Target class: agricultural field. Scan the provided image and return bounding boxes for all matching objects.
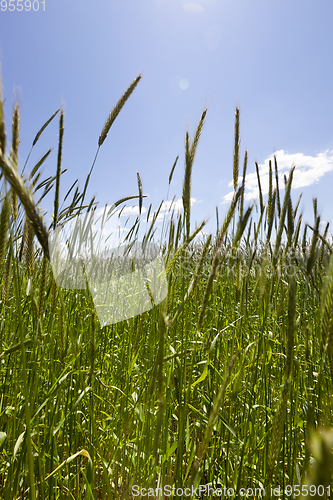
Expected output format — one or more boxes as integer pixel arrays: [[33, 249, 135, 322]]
[[0, 75, 333, 499]]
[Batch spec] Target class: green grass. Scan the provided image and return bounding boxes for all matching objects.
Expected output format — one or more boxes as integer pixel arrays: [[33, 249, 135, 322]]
[[0, 72, 333, 499]]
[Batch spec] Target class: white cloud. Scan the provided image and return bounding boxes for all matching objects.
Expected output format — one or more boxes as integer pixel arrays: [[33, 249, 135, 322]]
[[118, 205, 146, 217], [95, 204, 146, 220], [183, 3, 204, 13], [223, 149, 333, 203], [150, 197, 198, 221]]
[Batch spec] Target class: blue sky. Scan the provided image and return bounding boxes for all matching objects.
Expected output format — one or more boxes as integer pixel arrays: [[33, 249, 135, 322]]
[[1, 0, 333, 240]]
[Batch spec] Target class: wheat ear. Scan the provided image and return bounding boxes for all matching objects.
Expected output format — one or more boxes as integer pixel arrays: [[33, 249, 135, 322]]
[[169, 155, 179, 185], [302, 224, 308, 254], [137, 171, 143, 215], [53, 109, 64, 229], [307, 215, 320, 276], [293, 213, 302, 247], [0, 155, 49, 259], [0, 72, 6, 155], [287, 194, 294, 249], [255, 162, 264, 215], [266, 189, 276, 244], [313, 197, 317, 220], [10, 103, 20, 219], [98, 74, 142, 147]]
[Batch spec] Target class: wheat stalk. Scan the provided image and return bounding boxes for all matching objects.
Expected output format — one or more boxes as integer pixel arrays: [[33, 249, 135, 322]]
[[234, 205, 253, 249], [198, 188, 241, 331], [166, 219, 207, 275], [183, 132, 191, 239], [78, 74, 142, 207], [267, 267, 295, 482], [293, 193, 302, 220], [239, 149, 248, 219], [38, 253, 48, 318], [320, 250, 333, 367], [190, 353, 238, 488], [268, 160, 273, 223], [58, 298, 65, 367], [50, 275, 58, 313], [183, 131, 191, 239], [319, 222, 329, 266], [274, 155, 281, 217], [33, 109, 59, 147], [273, 166, 295, 267], [90, 312, 96, 381], [267, 378, 290, 483], [286, 272, 296, 378], [2, 248, 12, 305], [25, 219, 34, 277], [254, 206, 265, 245], [0, 192, 9, 269], [218, 186, 242, 242], [183, 109, 207, 240], [172, 234, 212, 324], [233, 107, 240, 192], [22, 109, 59, 176]]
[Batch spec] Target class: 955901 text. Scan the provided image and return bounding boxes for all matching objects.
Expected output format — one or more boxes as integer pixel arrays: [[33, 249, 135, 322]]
[[1, 0, 45, 11]]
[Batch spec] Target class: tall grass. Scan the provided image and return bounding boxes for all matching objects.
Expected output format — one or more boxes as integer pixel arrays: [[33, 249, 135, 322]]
[[0, 71, 333, 500]]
